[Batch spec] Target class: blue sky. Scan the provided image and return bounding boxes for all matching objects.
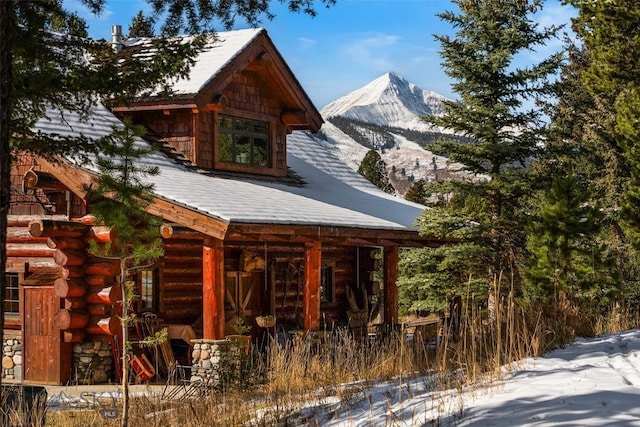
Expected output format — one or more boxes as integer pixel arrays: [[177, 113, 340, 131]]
[[65, 0, 577, 110]]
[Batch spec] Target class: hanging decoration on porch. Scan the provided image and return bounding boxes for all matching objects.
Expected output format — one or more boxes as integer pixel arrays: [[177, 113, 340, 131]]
[[257, 243, 276, 329]]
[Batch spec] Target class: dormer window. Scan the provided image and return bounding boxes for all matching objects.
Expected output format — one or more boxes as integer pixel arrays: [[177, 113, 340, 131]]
[[219, 115, 270, 167]]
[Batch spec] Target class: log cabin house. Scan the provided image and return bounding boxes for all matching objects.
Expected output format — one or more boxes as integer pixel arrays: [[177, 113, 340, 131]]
[[4, 28, 440, 385]]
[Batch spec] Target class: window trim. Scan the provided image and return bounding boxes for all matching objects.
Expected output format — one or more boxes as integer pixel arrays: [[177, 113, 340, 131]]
[[218, 114, 271, 168], [213, 109, 280, 175], [138, 267, 160, 313], [321, 259, 336, 305], [4, 272, 21, 316]]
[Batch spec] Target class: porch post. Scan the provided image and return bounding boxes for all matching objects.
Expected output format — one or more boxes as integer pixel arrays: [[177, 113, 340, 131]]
[[203, 238, 225, 339], [303, 241, 321, 331], [383, 245, 399, 325]]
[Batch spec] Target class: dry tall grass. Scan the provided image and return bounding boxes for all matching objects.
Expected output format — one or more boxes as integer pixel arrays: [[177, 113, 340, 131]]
[[42, 291, 638, 426]]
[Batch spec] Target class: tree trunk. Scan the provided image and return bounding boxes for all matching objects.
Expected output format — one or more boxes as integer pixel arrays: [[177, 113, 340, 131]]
[[120, 261, 129, 427], [0, 0, 15, 388]]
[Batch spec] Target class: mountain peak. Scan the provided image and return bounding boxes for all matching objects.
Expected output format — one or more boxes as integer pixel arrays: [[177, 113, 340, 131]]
[[320, 73, 447, 130], [384, 71, 405, 82]]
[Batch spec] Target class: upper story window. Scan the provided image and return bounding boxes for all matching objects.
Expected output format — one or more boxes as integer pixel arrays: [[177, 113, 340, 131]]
[[219, 115, 270, 167], [4, 273, 19, 314]]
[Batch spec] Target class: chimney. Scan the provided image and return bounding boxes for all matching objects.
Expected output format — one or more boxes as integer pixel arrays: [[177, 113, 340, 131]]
[[111, 25, 123, 53]]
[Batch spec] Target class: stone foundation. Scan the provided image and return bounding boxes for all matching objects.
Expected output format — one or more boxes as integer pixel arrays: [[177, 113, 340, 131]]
[[73, 341, 113, 384], [190, 339, 240, 386], [2, 334, 22, 381]]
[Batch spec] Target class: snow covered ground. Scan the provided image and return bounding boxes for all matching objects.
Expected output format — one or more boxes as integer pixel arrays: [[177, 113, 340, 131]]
[[44, 330, 640, 425], [291, 330, 640, 426]]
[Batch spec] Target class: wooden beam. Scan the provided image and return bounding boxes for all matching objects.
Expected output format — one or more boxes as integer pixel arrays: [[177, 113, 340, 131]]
[[111, 103, 198, 112], [203, 239, 225, 339], [303, 241, 321, 331], [280, 110, 307, 126], [259, 234, 291, 243], [383, 246, 399, 325], [245, 51, 273, 71], [201, 94, 227, 112], [344, 237, 379, 247], [8, 214, 67, 227], [86, 226, 116, 244], [22, 169, 69, 191], [379, 239, 402, 247], [53, 309, 90, 330], [37, 157, 230, 240], [226, 224, 445, 248], [6, 243, 55, 258], [37, 157, 92, 198], [160, 223, 207, 240], [86, 285, 121, 304], [29, 219, 88, 238], [148, 198, 228, 240], [54, 278, 87, 298], [192, 106, 199, 165]]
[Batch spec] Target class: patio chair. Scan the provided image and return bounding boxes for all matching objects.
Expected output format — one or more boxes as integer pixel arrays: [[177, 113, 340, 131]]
[[162, 364, 215, 400]]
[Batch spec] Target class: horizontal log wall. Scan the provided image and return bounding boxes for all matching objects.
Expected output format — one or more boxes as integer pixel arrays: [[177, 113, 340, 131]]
[[225, 243, 365, 329], [14, 218, 124, 344], [6, 219, 62, 278], [158, 238, 204, 324]]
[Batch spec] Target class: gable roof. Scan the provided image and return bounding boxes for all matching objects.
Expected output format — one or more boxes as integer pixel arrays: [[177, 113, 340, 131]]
[[120, 28, 323, 131], [34, 103, 427, 238], [125, 28, 262, 97]]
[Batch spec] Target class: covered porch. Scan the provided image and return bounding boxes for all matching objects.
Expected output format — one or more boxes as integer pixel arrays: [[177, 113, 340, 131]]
[[158, 222, 441, 342]]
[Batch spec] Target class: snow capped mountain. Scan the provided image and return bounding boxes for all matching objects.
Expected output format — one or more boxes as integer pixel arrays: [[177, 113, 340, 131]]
[[320, 72, 448, 131], [317, 72, 467, 197]]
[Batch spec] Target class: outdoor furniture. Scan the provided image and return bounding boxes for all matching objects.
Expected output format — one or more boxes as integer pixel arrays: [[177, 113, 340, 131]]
[[162, 364, 216, 401]]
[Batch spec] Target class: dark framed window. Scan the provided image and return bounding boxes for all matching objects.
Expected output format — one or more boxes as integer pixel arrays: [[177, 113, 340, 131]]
[[139, 268, 159, 312], [218, 115, 270, 167], [4, 273, 19, 314], [321, 260, 335, 304]]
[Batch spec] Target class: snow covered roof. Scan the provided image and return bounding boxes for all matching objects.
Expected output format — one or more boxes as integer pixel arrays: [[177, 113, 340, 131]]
[[124, 28, 263, 96], [34, 104, 427, 233], [119, 27, 323, 132]]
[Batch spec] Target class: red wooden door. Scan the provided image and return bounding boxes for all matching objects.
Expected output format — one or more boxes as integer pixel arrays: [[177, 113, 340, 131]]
[[22, 286, 71, 384]]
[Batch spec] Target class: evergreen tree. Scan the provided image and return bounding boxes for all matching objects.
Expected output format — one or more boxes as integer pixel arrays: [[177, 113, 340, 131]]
[[405, 179, 429, 205], [128, 11, 156, 37], [418, 0, 562, 287], [567, 1, 640, 246], [524, 171, 614, 306], [399, 243, 490, 316], [84, 120, 164, 427], [402, 188, 494, 309], [529, 41, 630, 311], [358, 149, 395, 194]]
